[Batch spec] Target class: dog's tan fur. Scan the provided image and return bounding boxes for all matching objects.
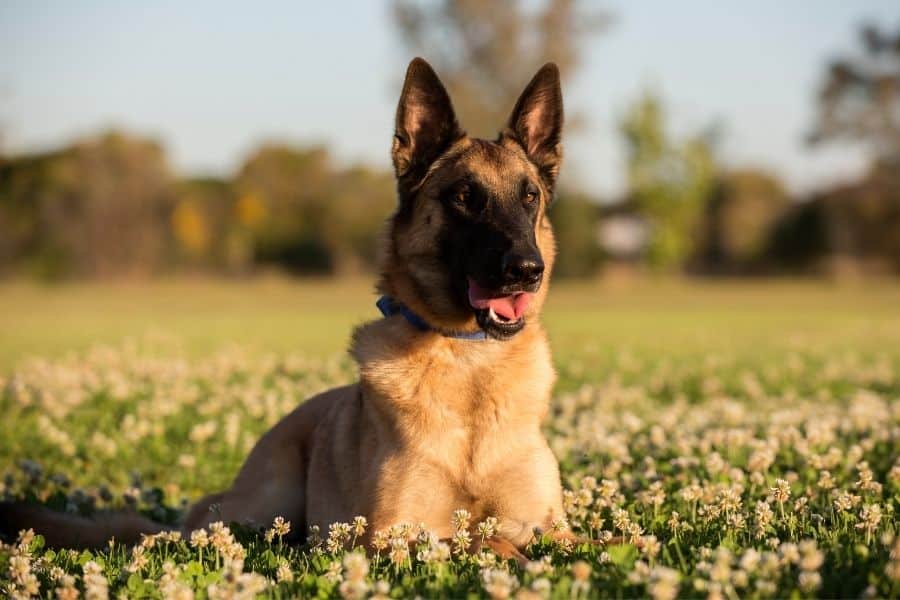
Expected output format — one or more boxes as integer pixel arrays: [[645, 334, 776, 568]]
[[181, 67, 565, 551], [2, 58, 573, 557]]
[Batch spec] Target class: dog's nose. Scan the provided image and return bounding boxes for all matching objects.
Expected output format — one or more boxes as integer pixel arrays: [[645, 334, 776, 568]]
[[502, 253, 544, 285]]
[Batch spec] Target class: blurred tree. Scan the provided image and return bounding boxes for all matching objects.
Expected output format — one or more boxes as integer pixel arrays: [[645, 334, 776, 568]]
[[619, 91, 716, 270], [0, 151, 59, 277], [801, 24, 900, 276], [549, 190, 602, 277], [0, 131, 174, 279], [171, 198, 210, 257], [695, 169, 789, 273], [172, 177, 237, 271], [765, 166, 900, 277], [59, 132, 174, 278], [235, 145, 336, 274], [326, 165, 396, 274], [235, 144, 396, 275], [392, 0, 611, 136], [809, 24, 900, 168]]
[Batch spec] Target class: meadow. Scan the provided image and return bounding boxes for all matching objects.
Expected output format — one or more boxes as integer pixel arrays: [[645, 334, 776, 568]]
[[1, 279, 899, 598]]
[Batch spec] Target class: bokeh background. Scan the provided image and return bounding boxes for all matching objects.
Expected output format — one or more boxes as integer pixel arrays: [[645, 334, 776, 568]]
[[4, 6, 900, 597], [1, 0, 899, 367]]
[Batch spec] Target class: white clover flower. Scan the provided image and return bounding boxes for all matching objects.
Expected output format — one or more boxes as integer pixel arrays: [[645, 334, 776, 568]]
[[338, 579, 369, 600], [550, 517, 569, 533], [570, 560, 591, 597], [627, 560, 651, 585], [857, 504, 883, 540], [388, 538, 410, 566], [452, 528, 472, 555], [475, 550, 498, 568], [530, 576, 551, 597], [342, 551, 369, 582], [754, 501, 774, 539], [417, 539, 451, 564], [641, 535, 661, 559], [770, 479, 791, 503], [638, 481, 666, 508], [611, 508, 631, 532], [779, 542, 800, 565], [370, 580, 391, 600], [82, 560, 108, 600], [324, 560, 343, 584], [476, 516, 498, 540], [276, 561, 294, 583], [481, 567, 519, 599], [798, 570, 822, 592], [647, 566, 680, 600], [525, 556, 553, 576], [326, 521, 352, 553], [739, 549, 760, 573], [208, 521, 235, 550], [272, 515, 291, 536], [352, 516, 368, 537], [126, 546, 148, 573], [747, 447, 775, 473], [451, 509, 472, 532], [817, 470, 836, 490], [190, 528, 210, 548], [207, 558, 267, 600], [55, 575, 79, 600], [370, 529, 389, 552], [8, 554, 40, 598]]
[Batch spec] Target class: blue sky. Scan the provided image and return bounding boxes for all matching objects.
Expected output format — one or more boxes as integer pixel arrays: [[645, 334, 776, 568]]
[[1, 1, 897, 198]]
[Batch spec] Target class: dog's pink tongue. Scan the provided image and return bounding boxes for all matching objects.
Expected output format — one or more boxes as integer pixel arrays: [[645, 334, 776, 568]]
[[468, 280, 533, 320]]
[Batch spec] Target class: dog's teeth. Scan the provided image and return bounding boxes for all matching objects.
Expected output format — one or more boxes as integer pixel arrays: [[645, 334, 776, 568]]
[[487, 307, 513, 324]]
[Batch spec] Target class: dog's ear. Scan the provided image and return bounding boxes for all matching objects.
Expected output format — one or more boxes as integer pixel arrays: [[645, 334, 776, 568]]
[[505, 63, 564, 190], [392, 57, 463, 188]]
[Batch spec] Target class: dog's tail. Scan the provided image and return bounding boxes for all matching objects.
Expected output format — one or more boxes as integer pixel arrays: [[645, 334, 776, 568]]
[[0, 502, 171, 548]]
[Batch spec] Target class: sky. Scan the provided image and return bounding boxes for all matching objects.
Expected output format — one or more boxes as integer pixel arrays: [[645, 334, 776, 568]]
[[1, 0, 898, 199]]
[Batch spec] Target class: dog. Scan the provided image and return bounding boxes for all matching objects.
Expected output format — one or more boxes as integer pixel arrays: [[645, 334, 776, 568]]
[[2, 57, 572, 560]]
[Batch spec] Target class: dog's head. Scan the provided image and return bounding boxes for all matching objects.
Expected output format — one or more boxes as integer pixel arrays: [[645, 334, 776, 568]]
[[380, 58, 563, 340]]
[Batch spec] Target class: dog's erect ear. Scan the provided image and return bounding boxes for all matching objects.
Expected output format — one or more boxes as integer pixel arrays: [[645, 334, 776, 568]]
[[506, 63, 564, 190], [392, 58, 463, 187]]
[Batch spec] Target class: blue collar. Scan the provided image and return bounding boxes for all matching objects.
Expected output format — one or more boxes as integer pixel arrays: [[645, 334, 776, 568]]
[[376, 296, 488, 341]]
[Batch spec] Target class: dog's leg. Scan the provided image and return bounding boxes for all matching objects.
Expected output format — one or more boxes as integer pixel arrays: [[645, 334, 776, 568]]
[[398, 535, 530, 569], [481, 535, 530, 568], [550, 530, 629, 547], [181, 428, 309, 537], [0, 502, 170, 548], [183, 468, 307, 538], [182, 492, 227, 532]]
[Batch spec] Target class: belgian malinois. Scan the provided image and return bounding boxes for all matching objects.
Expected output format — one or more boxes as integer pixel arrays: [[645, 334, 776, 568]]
[[2, 58, 571, 560]]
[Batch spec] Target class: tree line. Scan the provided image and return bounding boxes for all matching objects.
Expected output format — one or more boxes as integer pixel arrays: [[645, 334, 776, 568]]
[[0, 3, 897, 279], [1, 114, 895, 280]]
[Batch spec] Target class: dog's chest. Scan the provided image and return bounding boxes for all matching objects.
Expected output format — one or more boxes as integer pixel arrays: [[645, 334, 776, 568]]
[[397, 347, 553, 484], [352, 327, 562, 534]]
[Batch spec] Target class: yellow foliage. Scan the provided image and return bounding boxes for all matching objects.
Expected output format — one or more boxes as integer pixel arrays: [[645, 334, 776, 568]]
[[235, 193, 267, 229], [172, 199, 210, 255]]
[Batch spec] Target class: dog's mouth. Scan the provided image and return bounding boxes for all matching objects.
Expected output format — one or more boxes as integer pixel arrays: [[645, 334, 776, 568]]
[[467, 278, 536, 340]]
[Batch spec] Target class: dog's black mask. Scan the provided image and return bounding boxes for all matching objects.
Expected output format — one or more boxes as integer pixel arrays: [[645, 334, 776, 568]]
[[388, 58, 563, 340]]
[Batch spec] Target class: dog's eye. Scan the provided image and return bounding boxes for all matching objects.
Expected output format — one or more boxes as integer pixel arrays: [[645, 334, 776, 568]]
[[524, 186, 539, 205]]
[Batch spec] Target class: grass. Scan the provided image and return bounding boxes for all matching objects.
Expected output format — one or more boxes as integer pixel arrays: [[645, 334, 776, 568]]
[[1, 278, 899, 598], [3, 277, 899, 369]]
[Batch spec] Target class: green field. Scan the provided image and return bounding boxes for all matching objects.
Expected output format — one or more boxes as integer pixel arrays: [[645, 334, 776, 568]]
[[3, 277, 899, 369], [1, 279, 899, 598]]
